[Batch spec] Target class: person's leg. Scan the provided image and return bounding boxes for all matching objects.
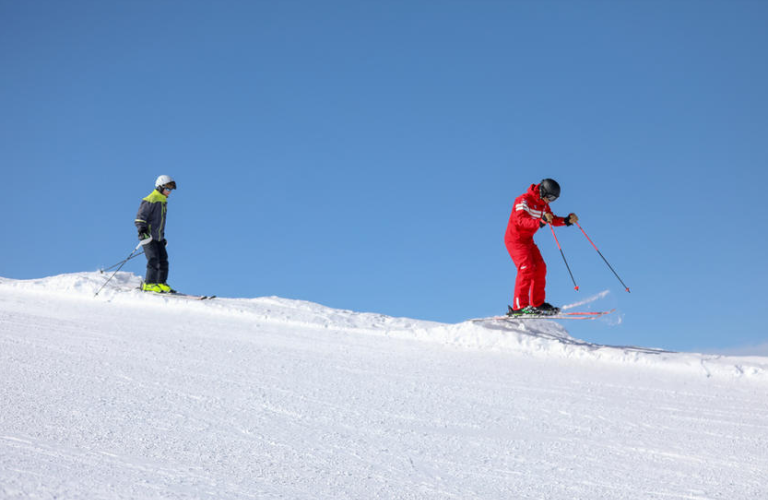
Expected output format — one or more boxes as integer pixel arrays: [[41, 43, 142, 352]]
[[530, 244, 548, 307], [143, 241, 162, 284], [157, 243, 169, 284], [508, 241, 536, 310]]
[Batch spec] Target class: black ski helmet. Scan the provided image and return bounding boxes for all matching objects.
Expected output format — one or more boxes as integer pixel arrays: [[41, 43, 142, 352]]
[[539, 178, 560, 201]]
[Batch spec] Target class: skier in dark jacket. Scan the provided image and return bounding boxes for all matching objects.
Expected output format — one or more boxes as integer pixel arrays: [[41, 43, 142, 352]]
[[135, 175, 176, 293], [505, 178, 578, 315]]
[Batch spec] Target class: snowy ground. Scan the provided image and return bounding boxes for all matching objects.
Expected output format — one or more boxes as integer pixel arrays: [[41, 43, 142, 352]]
[[1, 272, 767, 499]]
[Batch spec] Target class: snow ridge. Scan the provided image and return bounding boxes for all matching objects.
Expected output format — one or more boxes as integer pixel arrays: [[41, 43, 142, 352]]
[[3, 272, 766, 381]]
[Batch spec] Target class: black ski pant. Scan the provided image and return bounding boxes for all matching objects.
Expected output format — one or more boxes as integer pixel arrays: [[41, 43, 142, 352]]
[[143, 240, 169, 284]]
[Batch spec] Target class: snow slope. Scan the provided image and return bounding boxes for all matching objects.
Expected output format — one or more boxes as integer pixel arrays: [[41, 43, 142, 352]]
[[1, 273, 767, 499]]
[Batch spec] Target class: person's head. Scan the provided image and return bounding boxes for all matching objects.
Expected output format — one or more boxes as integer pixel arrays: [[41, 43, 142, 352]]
[[155, 175, 177, 196], [538, 178, 560, 204]]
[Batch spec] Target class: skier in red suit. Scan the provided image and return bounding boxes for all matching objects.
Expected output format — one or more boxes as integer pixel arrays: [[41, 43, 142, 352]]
[[505, 179, 578, 315]]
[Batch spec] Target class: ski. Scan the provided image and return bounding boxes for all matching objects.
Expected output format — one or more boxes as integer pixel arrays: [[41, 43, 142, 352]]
[[165, 292, 216, 301], [125, 286, 216, 300], [473, 307, 615, 321], [503, 308, 615, 320]]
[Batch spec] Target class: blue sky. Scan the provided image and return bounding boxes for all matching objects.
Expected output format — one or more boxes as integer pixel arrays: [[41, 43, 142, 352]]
[[2, 0, 766, 353]]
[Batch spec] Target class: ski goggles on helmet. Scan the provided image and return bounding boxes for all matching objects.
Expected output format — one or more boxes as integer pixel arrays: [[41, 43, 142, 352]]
[[543, 193, 558, 202]]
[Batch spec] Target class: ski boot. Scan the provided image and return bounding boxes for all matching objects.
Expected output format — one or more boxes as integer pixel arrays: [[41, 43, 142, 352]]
[[507, 305, 539, 317], [158, 283, 177, 294], [533, 302, 560, 315], [142, 283, 167, 293]]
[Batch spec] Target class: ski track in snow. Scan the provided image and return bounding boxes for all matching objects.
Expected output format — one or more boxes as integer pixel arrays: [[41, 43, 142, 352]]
[[1, 272, 767, 499]]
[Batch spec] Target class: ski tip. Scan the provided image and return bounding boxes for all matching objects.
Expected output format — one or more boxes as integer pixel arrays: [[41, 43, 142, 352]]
[[625, 287, 631, 293], [574, 286, 579, 291]]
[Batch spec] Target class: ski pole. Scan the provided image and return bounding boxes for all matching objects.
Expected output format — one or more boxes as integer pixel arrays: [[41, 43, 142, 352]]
[[575, 221, 630, 293], [95, 242, 142, 297], [549, 223, 579, 291], [100, 250, 144, 273]]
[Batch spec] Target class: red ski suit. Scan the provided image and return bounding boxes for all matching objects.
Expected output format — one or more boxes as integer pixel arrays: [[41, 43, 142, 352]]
[[505, 184, 567, 310]]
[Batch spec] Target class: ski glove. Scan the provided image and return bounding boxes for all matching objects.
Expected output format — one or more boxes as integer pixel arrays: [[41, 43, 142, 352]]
[[564, 213, 579, 226]]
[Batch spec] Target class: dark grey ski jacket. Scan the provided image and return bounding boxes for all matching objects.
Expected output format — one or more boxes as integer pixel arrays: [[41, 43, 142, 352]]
[[135, 189, 168, 242]]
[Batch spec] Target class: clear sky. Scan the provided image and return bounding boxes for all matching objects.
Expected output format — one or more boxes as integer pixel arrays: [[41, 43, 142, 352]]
[[2, 0, 766, 353]]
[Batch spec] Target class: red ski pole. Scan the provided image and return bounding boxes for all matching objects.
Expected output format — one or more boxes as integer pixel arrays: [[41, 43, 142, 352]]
[[549, 223, 579, 291], [575, 221, 630, 293]]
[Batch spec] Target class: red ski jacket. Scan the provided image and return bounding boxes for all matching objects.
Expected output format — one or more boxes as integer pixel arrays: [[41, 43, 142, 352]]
[[505, 183, 567, 244]]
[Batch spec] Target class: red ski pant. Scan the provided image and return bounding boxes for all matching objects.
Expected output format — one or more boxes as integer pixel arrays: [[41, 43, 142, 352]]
[[506, 239, 547, 310]]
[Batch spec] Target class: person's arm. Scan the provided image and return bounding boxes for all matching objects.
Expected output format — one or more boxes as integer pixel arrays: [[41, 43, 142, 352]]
[[135, 201, 152, 239], [515, 197, 546, 230]]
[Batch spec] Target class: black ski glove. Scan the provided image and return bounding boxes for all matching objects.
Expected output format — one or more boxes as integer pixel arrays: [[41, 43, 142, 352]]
[[540, 213, 553, 228], [564, 213, 578, 226]]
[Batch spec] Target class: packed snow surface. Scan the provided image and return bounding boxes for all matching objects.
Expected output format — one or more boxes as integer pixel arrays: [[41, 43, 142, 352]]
[[1, 272, 767, 499]]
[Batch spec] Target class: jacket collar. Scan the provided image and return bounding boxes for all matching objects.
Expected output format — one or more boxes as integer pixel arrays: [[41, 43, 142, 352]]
[[527, 183, 543, 202], [144, 189, 168, 202]]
